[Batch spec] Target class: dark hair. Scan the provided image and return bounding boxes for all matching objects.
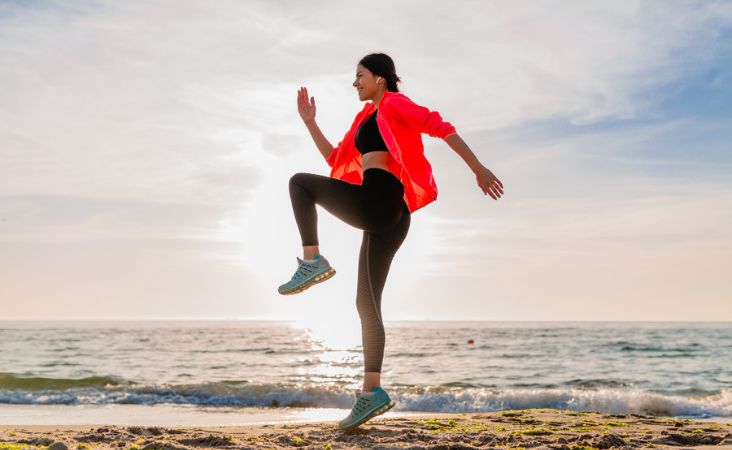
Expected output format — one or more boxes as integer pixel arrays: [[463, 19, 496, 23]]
[[359, 53, 401, 92]]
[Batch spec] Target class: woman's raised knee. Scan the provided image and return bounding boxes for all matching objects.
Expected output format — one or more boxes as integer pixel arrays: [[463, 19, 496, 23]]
[[289, 172, 310, 187]]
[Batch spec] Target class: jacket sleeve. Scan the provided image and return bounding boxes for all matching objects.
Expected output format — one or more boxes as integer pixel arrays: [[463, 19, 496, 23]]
[[325, 138, 342, 168], [391, 94, 457, 139]]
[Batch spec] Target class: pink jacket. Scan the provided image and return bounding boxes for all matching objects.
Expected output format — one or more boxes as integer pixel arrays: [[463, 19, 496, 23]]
[[325, 90, 457, 213]]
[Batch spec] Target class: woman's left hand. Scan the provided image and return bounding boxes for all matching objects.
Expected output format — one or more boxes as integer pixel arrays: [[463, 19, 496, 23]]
[[475, 165, 503, 200]]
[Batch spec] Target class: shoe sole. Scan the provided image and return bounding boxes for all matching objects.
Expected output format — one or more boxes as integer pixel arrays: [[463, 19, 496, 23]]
[[338, 399, 395, 431], [278, 267, 336, 295]]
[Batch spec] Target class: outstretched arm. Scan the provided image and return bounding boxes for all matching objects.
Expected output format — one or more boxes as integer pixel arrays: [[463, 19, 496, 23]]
[[386, 93, 504, 200], [444, 133, 504, 200]]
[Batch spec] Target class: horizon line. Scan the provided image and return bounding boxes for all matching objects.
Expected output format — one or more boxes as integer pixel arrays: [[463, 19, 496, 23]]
[[0, 318, 729, 323]]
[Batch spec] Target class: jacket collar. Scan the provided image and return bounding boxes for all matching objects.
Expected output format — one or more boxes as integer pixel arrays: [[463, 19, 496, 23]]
[[370, 89, 401, 111]]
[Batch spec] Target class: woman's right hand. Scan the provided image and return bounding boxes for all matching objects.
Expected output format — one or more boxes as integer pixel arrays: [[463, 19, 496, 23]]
[[297, 86, 316, 123]]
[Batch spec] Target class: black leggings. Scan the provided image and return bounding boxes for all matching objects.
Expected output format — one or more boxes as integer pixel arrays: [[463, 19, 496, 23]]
[[288, 168, 411, 373]]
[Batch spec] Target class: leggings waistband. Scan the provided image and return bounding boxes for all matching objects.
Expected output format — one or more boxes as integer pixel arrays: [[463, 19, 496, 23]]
[[363, 168, 401, 184], [363, 168, 403, 193]]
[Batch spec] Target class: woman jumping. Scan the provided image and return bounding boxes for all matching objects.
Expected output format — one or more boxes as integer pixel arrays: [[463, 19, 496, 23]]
[[278, 53, 503, 430]]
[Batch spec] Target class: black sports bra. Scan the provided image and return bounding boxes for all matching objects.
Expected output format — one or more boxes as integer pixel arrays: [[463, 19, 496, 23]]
[[355, 109, 388, 155]]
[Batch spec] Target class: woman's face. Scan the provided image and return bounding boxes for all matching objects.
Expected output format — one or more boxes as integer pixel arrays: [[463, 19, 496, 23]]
[[353, 64, 383, 102]]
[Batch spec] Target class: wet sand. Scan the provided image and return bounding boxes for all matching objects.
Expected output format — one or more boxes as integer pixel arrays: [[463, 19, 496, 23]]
[[2, 408, 732, 449]]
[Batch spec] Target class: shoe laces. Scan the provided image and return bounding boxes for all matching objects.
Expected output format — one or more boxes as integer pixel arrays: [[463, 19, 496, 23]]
[[292, 260, 317, 280], [352, 393, 372, 414]]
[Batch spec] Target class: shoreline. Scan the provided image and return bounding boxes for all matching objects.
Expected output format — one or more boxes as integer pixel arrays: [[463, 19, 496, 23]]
[[2, 408, 732, 449]]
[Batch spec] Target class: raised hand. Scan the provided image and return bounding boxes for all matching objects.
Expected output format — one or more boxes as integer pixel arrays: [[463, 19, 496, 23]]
[[297, 86, 316, 123], [475, 165, 504, 200]]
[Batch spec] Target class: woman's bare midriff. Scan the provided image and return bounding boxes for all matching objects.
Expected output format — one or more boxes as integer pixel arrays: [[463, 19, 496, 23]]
[[361, 150, 397, 174]]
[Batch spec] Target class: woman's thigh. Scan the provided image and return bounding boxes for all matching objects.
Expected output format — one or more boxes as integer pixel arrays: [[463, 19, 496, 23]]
[[357, 203, 411, 307], [371, 202, 411, 249], [290, 172, 386, 232]]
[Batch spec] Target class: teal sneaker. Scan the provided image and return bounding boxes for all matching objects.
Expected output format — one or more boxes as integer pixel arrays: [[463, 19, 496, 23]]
[[278, 254, 336, 295], [338, 386, 396, 430]]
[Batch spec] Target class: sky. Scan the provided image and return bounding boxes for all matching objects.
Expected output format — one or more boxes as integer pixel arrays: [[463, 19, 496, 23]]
[[1, 0, 731, 322]]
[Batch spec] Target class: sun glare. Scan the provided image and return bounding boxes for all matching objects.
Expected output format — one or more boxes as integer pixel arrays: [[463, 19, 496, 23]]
[[292, 315, 362, 351]]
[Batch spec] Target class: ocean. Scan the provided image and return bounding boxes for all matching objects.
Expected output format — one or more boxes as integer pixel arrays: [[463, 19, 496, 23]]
[[0, 320, 730, 426]]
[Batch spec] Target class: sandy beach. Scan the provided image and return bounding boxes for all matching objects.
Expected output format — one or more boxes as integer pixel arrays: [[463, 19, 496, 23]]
[[2, 408, 732, 449]]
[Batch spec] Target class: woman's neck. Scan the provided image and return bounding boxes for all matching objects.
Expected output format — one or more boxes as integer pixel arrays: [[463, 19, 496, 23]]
[[373, 89, 387, 109]]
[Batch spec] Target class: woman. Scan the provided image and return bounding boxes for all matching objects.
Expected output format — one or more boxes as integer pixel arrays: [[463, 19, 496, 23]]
[[279, 53, 503, 430]]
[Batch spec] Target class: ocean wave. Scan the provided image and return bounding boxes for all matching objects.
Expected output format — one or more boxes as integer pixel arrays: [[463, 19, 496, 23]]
[[617, 344, 700, 353], [394, 386, 732, 418], [0, 372, 129, 391], [0, 374, 730, 418], [564, 378, 634, 389]]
